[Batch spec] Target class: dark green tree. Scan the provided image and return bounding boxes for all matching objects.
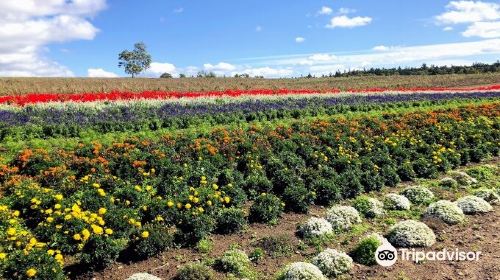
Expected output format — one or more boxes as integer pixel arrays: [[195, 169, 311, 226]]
[[118, 42, 152, 78]]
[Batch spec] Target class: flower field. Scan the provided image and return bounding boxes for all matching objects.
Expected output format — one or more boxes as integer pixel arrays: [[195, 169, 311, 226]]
[[0, 85, 499, 279]]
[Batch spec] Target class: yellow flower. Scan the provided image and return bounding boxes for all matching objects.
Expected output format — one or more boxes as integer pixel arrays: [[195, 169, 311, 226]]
[[91, 224, 103, 235], [167, 201, 174, 208], [193, 197, 200, 204], [177, 203, 183, 209], [184, 203, 192, 209], [98, 208, 107, 215], [0, 252, 7, 260], [54, 194, 63, 201], [206, 200, 213, 206], [92, 183, 100, 188], [46, 217, 54, 223], [73, 233, 82, 241], [105, 228, 113, 235], [197, 207, 204, 213], [97, 188, 106, 197], [224, 196, 231, 204], [134, 185, 142, 192], [6, 227, 16, 236], [81, 229, 91, 240], [141, 231, 150, 238], [12, 210, 20, 217], [47, 249, 55, 256], [212, 184, 219, 190], [26, 268, 37, 278]]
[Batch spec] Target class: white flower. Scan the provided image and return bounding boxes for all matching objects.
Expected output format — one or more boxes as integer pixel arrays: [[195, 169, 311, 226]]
[[384, 193, 411, 210], [298, 217, 333, 239], [387, 220, 436, 247], [448, 171, 477, 187], [400, 186, 434, 205], [473, 188, 500, 205], [456, 195, 493, 214], [325, 205, 361, 231], [278, 262, 327, 280], [425, 200, 465, 224], [312, 249, 353, 277]]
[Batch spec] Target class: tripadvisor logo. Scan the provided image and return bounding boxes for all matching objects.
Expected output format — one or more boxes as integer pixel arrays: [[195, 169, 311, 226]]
[[375, 242, 398, 267], [375, 243, 482, 267]]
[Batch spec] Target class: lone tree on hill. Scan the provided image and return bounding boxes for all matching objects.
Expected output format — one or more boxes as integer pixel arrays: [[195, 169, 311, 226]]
[[118, 42, 152, 78]]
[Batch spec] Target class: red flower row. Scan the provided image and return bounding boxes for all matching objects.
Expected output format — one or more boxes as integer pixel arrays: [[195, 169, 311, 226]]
[[0, 85, 498, 106]]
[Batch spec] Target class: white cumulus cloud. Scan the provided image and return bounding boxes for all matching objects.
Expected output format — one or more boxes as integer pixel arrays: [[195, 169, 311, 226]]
[[326, 15, 372, 28], [87, 68, 118, 78], [436, 1, 500, 24], [295, 37, 305, 43], [0, 0, 106, 77], [148, 62, 176, 74], [318, 6, 333, 15], [462, 21, 500, 38], [204, 62, 236, 71]]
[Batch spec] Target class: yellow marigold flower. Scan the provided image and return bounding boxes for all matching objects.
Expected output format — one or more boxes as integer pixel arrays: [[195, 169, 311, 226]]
[[91, 224, 103, 235], [141, 231, 150, 238], [26, 268, 37, 278], [177, 203, 183, 209], [92, 183, 100, 188], [193, 197, 199, 204], [125, 200, 131, 206], [206, 200, 212, 206], [46, 217, 54, 223], [81, 229, 91, 240], [54, 194, 63, 201], [142, 206, 148, 211], [73, 233, 82, 241], [197, 207, 204, 213], [224, 196, 231, 204], [105, 228, 113, 235], [6, 227, 16, 236], [97, 188, 106, 197], [47, 249, 55, 256], [55, 253, 63, 261], [185, 203, 192, 209], [56, 224, 63, 229], [29, 237, 37, 245], [145, 185, 153, 192], [12, 210, 20, 217], [167, 201, 174, 208], [0, 252, 7, 260], [134, 185, 142, 192], [212, 184, 219, 190], [98, 208, 107, 215]]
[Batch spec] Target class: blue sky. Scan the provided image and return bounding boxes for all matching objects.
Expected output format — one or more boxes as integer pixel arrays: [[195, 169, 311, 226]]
[[1, 0, 500, 77]]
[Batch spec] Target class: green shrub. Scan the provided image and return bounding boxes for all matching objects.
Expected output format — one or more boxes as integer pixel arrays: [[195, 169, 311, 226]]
[[175, 213, 215, 245], [353, 195, 384, 218], [350, 234, 383, 265], [439, 177, 458, 189], [215, 249, 254, 278], [79, 236, 127, 269], [215, 207, 247, 234], [465, 165, 495, 181], [1, 249, 66, 280], [400, 186, 435, 205], [196, 238, 214, 254], [249, 247, 265, 263], [249, 193, 284, 224], [175, 262, 214, 280], [282, 184, 314, 213], [128, 223, 174, 259]]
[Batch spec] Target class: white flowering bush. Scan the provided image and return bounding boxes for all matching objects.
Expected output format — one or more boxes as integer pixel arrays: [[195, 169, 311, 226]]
[[216, 248, 253, 278], [473, 188, 500, 205], [424, 200, 465, 224], [400, 186, 435, 205], [311, 248, 353, 277], [448, 171, 477, 187], [276, 262, 327, 280], [384, 193, 411, 210], [439, 177, 458, 189], [387, 220, 436, 247], [126, 273, 161, 280], [325, 205, 362, 231], [353, 196, 384, 218], [298, 217, 333, 239], [456, 195, 493, 214]]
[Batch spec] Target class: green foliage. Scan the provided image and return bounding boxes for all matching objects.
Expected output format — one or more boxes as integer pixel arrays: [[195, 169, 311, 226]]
[[215, 207, 247, 234], [175, 213, 216, 245], [175, 262, 214, 280], [79, 236, 128, 269], [249, 247, 265, 263], [128, 223, 174, 259], [249, 193, 284, 224], [118, 42, 152, 77], [350, 235, 383, 266], [1, 249, 66, 280], [215, 249, 254, 278], [196, 238, 214, 254]]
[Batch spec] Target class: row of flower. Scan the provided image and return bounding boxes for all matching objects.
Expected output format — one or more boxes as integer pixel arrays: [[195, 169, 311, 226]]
[[0, 85, 499, 106], [0, 101, 498, 279], [1, 91, 498, 141]]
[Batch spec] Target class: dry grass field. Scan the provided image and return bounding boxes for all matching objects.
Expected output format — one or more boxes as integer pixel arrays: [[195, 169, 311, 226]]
[[1, 73, 499, 95]]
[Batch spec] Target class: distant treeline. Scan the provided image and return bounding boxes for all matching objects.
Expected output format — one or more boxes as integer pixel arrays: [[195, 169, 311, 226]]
[[309, 61, 500, 78]]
